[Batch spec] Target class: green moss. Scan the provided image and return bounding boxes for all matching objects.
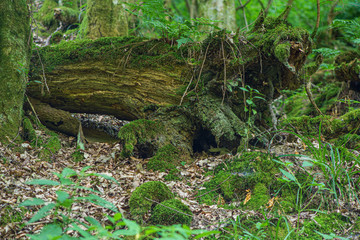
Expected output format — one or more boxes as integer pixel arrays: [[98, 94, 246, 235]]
[[274, 43, 291, 63], [243, 183, 269, 210], [22, 117, 38, 144], [198, 152, 279, 204], [129, 181, 173, 223], [150, 199, 192, 226], [301, 213, 352, 239], [147, 144, 180, 172], [248, 15, 310, 59], [0, 205, 27, 227], [282, 109, 360, 137], [164, 169, 181, 181], [34, 0, 58, 30], [71, 150, 84, 162], [39, 134, 61, 161], [50, 31, 63, 45], [118, 119, 164, 158], [30, 36, 184, 77]]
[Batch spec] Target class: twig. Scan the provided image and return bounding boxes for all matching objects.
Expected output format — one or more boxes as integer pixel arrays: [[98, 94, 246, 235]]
[[221, 40, 227, 105], [238, 0, 250, 30], [311, 0, 320, 39]]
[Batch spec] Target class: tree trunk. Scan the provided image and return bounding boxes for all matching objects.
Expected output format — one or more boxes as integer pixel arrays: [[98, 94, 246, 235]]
[[83, 0, 128, 39], [0, 0, 31, 144], [197, 0, 237, 31]]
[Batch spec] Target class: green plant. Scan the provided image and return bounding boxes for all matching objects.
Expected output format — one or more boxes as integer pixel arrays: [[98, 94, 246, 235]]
[[20, 167, 216, 239], [338, 98, 360, 112], [19, 167, 120, 234], [125, 0, 219, 46], [272, 128, 360, 234]]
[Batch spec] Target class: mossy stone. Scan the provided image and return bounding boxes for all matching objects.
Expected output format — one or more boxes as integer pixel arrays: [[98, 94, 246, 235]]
[[150, 199, 192, 226], [117, 119, 164, 158], [129, 181, 173, 223], [198, 152, 280, 205], [146, 144, 180, 172]]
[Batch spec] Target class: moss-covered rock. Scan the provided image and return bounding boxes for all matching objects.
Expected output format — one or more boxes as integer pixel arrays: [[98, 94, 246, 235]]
[[147, 144, 180, 172], [129, 181, 173, 223], [150, 199, 192, 226], [118, 119, 164, 158], [198, 152, 280, 205]]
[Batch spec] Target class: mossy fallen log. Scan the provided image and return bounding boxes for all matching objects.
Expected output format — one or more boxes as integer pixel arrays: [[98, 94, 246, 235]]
[[27, 12, 314, 156]]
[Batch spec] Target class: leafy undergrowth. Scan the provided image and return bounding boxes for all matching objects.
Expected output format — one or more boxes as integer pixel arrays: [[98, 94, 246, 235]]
[[1, 126, 360, 239]]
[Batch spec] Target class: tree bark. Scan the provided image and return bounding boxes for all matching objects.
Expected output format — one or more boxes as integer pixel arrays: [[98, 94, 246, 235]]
[[197, 0, 237, 31], [0, 0, 31, 144], [83, 0, 128, 39]]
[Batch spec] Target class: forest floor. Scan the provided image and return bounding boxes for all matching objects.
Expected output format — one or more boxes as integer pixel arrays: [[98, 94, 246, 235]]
[[2, 125, 358, 239], [0, 129, 282, 237]]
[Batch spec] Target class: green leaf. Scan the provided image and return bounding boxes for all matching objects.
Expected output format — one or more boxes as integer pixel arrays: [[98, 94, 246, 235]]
[[113, 213, 122, 221], [80, 166, 92, 173], [279, 168, 296, 182], [69, 224, 95, 239], [59, 178, 75, 186], [302, 161, 313, 167], [177, 37, 193, 48], [26, 179, 60, 186], [19, 198, 45, 207], [79, 194, 118, 212], [91, 173, 120, 185], [56, 191, 70, 203], [27, 203, 56, 224], [60, 168, 77, 178], [193, 230, 221, 239], [28, 223, 63, 240], [85, 216, 101, 227], [113, 219, 141, 236], [240, 87, 249, 92]]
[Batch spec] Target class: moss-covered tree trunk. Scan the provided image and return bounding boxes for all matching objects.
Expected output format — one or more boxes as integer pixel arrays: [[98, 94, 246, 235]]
[[83, 0, 128, 39], [197, 0, 236, 31], [0, 0, 30, 144]]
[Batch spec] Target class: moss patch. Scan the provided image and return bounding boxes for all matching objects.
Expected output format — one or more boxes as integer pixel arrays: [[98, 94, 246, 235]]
[[129, 181, 173, 223], [147, 144, 180, 172], [150, 199, 192, 226], [198, 152, 279, 206], [0, 205, 27, 227], [39, 133, 61, 161], [30, 36, 184, 78], [118, 119, 164, 158], [281, 109, 360, 137], [301, 213, 353, 239]]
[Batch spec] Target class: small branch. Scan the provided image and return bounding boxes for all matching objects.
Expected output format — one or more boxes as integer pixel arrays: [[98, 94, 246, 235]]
[[238, 0, 250, 30], [311, 0, 320, 39]]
